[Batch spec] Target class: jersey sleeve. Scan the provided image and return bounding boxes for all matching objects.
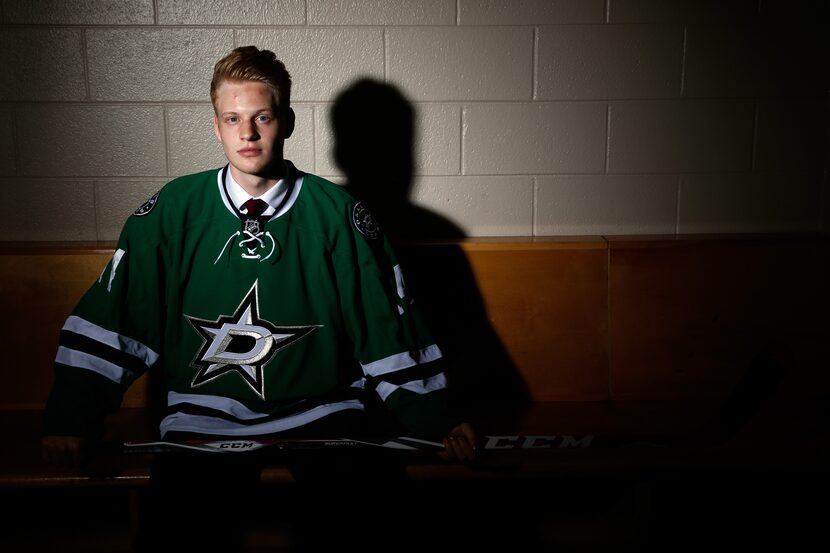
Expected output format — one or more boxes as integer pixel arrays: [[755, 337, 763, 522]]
[[333, 202, 461, 440], [43, 202, 166, 439]]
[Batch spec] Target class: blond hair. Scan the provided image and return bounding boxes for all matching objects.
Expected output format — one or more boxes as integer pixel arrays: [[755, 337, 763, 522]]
[[210, 46, 291, 112]]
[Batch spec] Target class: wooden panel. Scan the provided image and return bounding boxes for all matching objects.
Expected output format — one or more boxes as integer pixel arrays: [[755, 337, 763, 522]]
[[608, 235, 829, 401], [466, 245, 609, 401], [3, 240, 612, 410], [0, 247, 167, 410], [0, 253, 111, 409], [3, 235, 825, 412], [398, 240, 609, 405], [2, 240, 612, 410]]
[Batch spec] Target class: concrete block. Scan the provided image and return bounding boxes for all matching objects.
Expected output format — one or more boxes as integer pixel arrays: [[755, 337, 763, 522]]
[[751, 23, 829, 98], [0, 29, 85, 101], [158, 0, 304, 25], [683, 25, 763, 97], [678, 173, 821, 233], [0, 109, 14, 175], [459, 0, 605, 24], [608, 0, 759, 23], [535, 175, 678, 235], [16, 105, 167, 177], [608, 100, 754, 173], [387, 26, 532, 101], [411, 175, 534, 236], [0, 178, 96, 240], [87, 28, 234, 101], [755, 101, 827, 172], [537, 24, 681, 99], [3, 0, 154, 24], [464, 102, 606, 174], [308, 0, 455, 25], [414, 103, 462, 176]]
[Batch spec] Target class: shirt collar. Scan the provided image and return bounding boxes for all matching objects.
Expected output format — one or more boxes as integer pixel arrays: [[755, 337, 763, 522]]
[[225, 167, 287, 217]]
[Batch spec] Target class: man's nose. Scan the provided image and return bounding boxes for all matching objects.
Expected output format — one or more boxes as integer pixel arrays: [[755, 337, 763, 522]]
[[241, 119, 259, 140]]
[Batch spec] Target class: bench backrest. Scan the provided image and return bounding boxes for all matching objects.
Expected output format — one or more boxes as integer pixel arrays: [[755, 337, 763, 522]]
[[1, 235, 826, 410]]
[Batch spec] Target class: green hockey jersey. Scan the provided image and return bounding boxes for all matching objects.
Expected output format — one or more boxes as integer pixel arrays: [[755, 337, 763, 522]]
[[44, 163, 457, 441]]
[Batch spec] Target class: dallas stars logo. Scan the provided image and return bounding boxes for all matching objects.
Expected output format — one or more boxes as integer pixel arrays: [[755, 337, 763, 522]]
[[186, 281, 319, 399]]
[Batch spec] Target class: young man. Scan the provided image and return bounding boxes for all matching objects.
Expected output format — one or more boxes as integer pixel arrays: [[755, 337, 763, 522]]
[[41, 47, 475, 471]]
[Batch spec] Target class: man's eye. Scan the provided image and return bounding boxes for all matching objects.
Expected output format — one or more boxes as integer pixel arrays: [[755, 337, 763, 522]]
[[225, 117, 238, 124], [257, 115, 272, 123]]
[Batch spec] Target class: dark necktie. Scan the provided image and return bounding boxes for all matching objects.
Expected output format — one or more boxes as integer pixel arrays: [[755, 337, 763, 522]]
[[242, 198, 268, 218]]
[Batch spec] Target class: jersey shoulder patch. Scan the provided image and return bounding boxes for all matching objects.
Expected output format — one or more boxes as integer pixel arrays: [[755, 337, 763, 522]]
[[352, 202, 381, 240], [133, 190, 160, 217]]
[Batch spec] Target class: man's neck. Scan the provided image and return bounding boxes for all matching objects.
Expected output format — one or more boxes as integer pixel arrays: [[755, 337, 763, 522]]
[[229, 164, 285, 197]]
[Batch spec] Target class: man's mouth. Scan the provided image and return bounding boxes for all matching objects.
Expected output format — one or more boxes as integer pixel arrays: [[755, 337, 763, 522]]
[[238, 148, 261, 157]]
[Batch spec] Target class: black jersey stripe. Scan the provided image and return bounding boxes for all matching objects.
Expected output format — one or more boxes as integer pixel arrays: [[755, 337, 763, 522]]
[[59, 330, 149, 378], [372, 358, 445, 387]]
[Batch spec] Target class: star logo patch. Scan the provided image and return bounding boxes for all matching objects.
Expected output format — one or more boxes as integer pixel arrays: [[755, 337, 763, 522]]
[[186, 281, 319, 399], [352, 202, 381, 240], [133, 190, 160, 216]]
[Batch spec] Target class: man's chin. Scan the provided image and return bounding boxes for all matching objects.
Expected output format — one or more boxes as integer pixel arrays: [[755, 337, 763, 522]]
[[231, 158, 286, 179], [254, 159, 286, 179]]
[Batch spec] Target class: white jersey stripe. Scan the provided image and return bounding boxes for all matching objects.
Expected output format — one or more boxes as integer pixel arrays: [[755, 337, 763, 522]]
[[360, 344, 442, 377], [159, 399, 364, 437], [375, 372, 448, 401], [63, 315, 159, 368], [167, 391, 270, 421], [56, 346, 133, 385], [402, 372, 447, 394], [273, 174, 303, 219]]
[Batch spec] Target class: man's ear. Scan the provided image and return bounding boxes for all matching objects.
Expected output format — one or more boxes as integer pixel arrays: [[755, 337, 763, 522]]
[[213, 114, 222, 142], [280, 107, 295, 139]]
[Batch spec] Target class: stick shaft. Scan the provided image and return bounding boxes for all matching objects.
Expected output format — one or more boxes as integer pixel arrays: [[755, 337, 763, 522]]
[[122, 434, 606, 454]]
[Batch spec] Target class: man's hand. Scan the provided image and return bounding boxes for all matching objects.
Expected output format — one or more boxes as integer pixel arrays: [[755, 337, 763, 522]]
[[439, 422, 478, 462], [41, 436, 88, 469]]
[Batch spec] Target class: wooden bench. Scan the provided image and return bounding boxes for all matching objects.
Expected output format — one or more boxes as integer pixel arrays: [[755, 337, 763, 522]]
[[1, 235, 827, 550], [1, 234, 827, 486]]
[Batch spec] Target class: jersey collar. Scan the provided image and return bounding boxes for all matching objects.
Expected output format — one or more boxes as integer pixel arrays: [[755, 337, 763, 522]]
[[216, 162, 304, 222], [225, 166, 288, 217]]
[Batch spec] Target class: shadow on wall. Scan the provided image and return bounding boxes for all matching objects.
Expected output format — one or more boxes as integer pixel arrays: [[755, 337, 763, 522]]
[[331, 78, 463, 242], [331, 79, 531, 427]]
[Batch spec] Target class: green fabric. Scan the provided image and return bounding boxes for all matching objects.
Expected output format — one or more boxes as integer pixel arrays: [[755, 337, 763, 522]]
[[44, 166, 456, 441]]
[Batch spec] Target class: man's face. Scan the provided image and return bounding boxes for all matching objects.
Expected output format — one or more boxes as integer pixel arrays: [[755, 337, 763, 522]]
[[213, 80, 288, 184]]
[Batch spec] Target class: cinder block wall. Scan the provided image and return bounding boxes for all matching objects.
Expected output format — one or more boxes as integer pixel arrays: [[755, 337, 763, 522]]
[[0, 0, 827, 240]]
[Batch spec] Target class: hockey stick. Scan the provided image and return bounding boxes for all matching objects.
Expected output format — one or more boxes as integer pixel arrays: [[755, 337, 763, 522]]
[[122, 434, 598, 455], [119, 430, 731, 455], [122, 355, 785, 455]]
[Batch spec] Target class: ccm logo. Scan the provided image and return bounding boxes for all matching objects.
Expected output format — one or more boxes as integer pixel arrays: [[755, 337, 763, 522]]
[[217, 441, 256, 449]]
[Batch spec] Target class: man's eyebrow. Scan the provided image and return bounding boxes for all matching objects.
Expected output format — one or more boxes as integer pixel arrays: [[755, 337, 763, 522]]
[[219, 108, 274, 116]]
